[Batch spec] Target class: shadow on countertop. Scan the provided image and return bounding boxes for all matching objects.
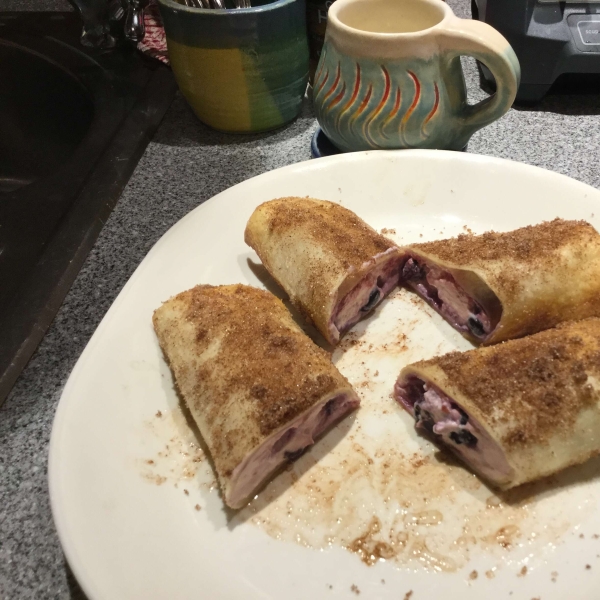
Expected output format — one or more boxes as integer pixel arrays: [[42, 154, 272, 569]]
[[514, 94, 600, 117], [514, 84, 600, 117], [66, 562, 88, 600], [152, 93, 316, 149], [480, 71, 600, 116]]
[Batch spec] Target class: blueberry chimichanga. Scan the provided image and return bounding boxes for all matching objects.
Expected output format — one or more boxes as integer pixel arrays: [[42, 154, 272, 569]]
[[245, 197, 402, 345], [399, 219, 600, 345], [395, 319, 600, 489], [153, 284, 360, 509]]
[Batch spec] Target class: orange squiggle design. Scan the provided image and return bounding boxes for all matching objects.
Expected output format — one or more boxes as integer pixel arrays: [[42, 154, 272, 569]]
[[349, 84, 373, 137], [381, 87, 402, 141], [334, 64, 361, 145], [338, 64, 361, 119], [321, 63, 341, 105], [363, 66, 391, 148], [374, 66, 391, 116], [423, 82, 440, 126], [401, 70, 421, 130], [327, 82, 347, 111], [314, 67, 330, 98]]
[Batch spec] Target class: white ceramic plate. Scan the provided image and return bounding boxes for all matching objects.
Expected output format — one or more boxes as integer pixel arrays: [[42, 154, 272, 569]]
[[50, 150, 600, 600]]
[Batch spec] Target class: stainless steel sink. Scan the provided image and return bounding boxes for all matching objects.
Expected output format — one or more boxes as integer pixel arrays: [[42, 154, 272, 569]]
[[0, 12, 177, 403]]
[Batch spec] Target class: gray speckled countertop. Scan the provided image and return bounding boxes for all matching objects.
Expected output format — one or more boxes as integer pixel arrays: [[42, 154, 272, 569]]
[[2, 0, 600, 597]]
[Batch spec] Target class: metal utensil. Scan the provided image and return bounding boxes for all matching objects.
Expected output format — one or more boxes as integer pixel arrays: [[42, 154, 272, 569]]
[[184, 0, 248, 10], [124, 0, 150, 42]]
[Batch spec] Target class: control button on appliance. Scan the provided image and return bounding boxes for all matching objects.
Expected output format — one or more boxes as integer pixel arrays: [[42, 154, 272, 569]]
[[578, 20, 600, 45]]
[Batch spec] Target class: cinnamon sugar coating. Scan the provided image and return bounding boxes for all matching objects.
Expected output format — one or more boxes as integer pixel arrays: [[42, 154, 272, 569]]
[[260, 197, 394, 268], [414, 219, 594, 265], [152, 284, 357, 501]]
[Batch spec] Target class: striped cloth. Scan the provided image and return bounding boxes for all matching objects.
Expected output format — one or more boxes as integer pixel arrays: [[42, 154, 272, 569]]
[[137, 0, 170, 65]]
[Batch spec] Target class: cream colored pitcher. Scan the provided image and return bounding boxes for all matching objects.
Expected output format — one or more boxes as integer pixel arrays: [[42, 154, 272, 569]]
[[314, 0, 520, 151]]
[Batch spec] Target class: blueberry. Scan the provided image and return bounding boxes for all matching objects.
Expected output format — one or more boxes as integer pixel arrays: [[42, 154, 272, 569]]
[[402, 259, 424, 280], [323, 398, 336, 416], [452, 404, 469, 425], [462, 430, 477, 446], [449, 429, 478, 447], [360, 289, 381, 312], [467, 316, 485, 337]]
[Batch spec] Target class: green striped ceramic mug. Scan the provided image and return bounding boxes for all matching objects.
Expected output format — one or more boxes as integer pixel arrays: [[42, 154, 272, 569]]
[[314, 0, 520, 151], [159, 0, 309, 133]]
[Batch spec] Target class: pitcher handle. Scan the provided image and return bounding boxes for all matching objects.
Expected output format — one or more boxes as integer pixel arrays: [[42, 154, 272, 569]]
[[438, 18, 520, 140]]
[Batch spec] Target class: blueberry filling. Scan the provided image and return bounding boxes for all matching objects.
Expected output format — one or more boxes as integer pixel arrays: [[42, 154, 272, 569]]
[[414, 403, 432, 424], [449, 429, 478, 447], [413, 391, 478, 449], [360, 289, 381, 312], [401, 256, 494, 339], [323, 398, 336, 416], [402, 258, 424, 280]]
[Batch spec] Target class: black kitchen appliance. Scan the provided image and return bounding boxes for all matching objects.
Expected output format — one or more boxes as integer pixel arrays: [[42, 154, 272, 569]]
[[473, 0, 600, 102]]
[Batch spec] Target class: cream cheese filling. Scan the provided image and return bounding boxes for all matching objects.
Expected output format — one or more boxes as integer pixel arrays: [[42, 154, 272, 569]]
[[395, 376, 513, 486], [228, 393, 359, 508], [331, 253, 401, 339]]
